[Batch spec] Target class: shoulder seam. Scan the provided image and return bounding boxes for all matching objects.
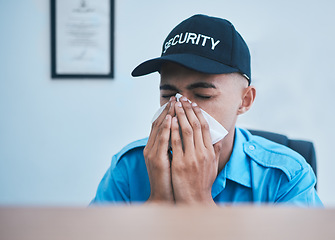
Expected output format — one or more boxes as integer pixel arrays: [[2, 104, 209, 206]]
[[111, 138, 148, 168], [245, 139, 305, 180], [117, 138, 147, 157], [255, 139, 304, 166]]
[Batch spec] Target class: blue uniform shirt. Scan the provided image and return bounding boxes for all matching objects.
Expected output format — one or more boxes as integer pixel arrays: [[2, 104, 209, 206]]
[[91, 128, 322, 206]]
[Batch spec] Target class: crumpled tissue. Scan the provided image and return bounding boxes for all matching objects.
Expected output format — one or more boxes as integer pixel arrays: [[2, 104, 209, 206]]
[[151, 93, 228, 144]]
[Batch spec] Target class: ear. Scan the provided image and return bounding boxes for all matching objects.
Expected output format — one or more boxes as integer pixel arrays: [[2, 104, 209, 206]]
[[237, 86, 256, 115]]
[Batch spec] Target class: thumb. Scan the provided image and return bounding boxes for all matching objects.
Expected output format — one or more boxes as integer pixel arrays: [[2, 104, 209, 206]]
[[213, 140, 223, 160]]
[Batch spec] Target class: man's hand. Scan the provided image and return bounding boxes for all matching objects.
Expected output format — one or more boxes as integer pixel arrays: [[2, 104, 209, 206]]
[[144, 97, 176, 203], [170, 97, 221, 205]]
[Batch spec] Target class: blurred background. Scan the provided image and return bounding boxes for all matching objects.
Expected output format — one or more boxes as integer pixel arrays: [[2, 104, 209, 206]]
[[0, 0, 334, 206]]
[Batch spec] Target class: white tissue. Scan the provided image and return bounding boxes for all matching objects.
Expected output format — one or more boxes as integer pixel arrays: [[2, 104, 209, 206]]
[[151, 93, 228, 144]]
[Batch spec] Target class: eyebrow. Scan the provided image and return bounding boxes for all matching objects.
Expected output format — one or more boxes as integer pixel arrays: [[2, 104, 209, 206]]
[[186, 82, 216, 90], [160, 84, 179, 91], [160, 82, 216, 91]]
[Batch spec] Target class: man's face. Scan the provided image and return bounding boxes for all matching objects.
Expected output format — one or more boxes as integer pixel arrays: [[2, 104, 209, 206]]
[[160, 62, 249, 133]]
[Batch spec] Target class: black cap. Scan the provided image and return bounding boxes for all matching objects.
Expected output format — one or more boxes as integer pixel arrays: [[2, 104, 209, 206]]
[[131, 14, 251, 82]]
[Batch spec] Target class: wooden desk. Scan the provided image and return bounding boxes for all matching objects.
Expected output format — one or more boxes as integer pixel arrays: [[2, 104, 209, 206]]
[[1, 205, 334, 240]]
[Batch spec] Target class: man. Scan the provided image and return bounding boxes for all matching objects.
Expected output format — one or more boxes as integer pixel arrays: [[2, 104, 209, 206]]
[[91, 14, 322, 206]]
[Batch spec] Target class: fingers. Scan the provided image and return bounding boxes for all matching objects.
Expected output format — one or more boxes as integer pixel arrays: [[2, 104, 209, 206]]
[[174, 97, 212, 150], [192, 103, 212, 149], [174, 99, 194, 151], [144, 113, 175, 203], [147, 97, 176, 149], [152, 114, 172, 157], [168, 97, 176, 119], [178, 97, 204, 150], [171, 116, 183, 156]]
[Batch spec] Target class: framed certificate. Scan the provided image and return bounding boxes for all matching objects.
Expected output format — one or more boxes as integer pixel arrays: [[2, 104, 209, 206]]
[[50, 0, 114, 78]]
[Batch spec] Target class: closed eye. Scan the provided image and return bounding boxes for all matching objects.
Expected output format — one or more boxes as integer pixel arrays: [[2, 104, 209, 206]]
[[194, 94, 212, 99], [161, 93, 213, 99], [161, 93, 177, 98]]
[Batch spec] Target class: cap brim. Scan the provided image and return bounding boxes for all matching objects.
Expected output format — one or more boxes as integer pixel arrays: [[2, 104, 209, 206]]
[[131, 54, 240, 77]]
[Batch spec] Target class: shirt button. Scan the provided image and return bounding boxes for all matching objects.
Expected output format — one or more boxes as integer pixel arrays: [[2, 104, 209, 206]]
[[249, 145, 255, 150]]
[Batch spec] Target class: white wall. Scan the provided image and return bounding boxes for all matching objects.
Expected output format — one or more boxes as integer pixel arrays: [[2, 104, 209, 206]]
[[0, 0, 334, 206]]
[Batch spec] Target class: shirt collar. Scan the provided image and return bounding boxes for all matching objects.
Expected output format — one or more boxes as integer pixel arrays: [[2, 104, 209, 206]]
[[212, 127, 251, 198]]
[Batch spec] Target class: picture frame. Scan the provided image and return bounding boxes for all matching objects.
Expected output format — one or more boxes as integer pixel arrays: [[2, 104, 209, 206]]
[[50, 0, 114, 79]]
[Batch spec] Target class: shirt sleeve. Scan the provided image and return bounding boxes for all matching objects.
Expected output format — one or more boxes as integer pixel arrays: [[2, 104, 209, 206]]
[[90, 154, 131, 205], [274, 165, 323, 207]]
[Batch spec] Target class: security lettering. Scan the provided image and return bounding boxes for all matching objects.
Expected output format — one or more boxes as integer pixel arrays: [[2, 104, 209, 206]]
[[163, 32, 220, 53]]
